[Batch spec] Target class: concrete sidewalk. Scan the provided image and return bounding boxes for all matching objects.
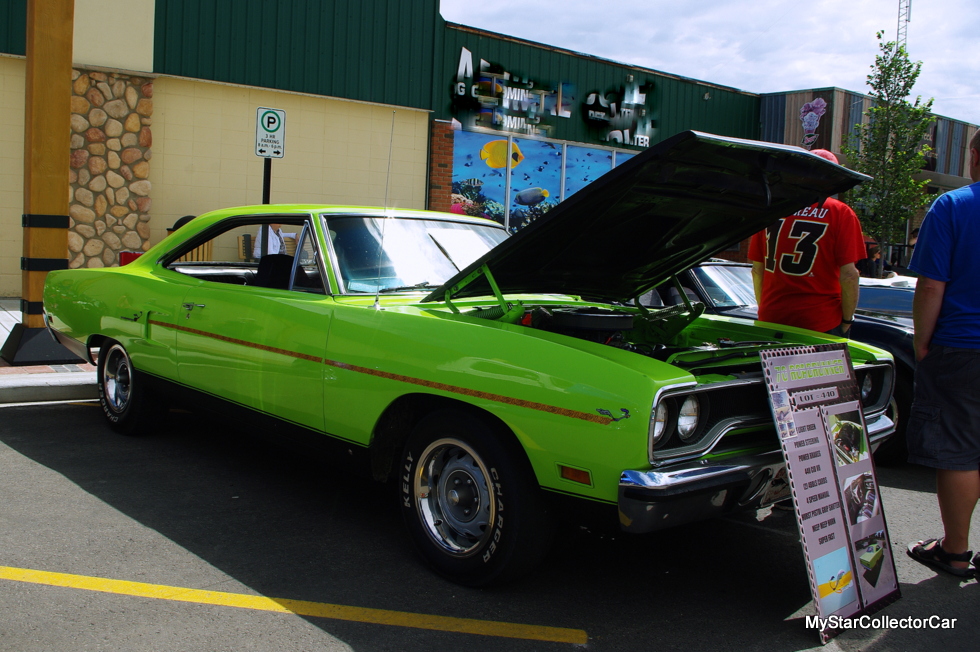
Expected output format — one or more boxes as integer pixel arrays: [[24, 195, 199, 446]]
[[1, 299, 98, 404]]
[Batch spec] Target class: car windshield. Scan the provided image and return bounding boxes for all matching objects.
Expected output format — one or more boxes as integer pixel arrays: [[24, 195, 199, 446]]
[[691, 264, 757, 308], [325, 215, 509, 293]]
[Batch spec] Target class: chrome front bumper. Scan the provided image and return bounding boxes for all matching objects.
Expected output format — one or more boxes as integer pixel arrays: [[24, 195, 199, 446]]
[[617, 412, 895, 533]]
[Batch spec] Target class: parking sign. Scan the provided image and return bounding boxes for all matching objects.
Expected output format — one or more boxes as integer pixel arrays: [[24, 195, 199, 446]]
[[255, 107, 285, 158]]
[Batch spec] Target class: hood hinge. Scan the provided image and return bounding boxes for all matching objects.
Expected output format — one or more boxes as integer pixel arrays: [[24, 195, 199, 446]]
[[443, 263, 522, 321]]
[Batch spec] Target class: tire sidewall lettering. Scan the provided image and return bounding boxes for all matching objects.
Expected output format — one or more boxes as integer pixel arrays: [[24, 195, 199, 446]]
[[401, 452, 413, 507], [401, 448, 416, 509], [481, 467, 504, 563]]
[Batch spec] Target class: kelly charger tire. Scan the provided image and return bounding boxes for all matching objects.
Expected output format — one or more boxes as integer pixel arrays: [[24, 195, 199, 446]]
[[97, 341, 162, 435], [400, 409, 553, 586]]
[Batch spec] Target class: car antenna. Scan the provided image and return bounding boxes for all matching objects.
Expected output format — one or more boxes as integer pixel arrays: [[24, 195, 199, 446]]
[[374, 110, 396, 311]]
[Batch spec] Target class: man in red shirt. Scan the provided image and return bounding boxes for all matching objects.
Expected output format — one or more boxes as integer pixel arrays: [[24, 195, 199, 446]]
[[748, 149, 865, 336]]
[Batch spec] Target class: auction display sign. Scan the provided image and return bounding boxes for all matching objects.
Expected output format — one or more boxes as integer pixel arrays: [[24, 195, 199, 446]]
[[760, 344, 900, 643]]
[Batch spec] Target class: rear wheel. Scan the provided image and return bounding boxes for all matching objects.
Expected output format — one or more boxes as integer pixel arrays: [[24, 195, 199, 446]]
[[97, 341, 162, 435], [400, 409, 553, 586]]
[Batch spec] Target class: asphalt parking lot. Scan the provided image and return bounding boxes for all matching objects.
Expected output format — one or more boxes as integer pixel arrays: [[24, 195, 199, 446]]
[[1, 401, 977, 651]]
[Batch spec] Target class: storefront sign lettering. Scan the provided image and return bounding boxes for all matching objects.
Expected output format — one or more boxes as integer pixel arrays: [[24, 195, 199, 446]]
[[583, 77, 654, 147], [453, 47, 572, 137], [451, 47, 655, 148]]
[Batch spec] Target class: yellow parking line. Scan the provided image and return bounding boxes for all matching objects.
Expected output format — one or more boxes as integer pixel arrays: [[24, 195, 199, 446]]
[[0, 566, 587, 645]]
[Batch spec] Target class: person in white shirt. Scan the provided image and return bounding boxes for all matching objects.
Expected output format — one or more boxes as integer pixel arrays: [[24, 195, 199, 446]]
[[253, 223, 296, 258]]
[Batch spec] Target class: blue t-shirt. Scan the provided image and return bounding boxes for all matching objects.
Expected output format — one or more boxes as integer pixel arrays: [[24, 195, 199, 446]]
[[909, 182, 980, 347]]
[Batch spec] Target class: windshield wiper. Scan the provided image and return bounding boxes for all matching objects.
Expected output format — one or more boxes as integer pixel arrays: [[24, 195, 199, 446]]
[[379, 282, 433, 293]]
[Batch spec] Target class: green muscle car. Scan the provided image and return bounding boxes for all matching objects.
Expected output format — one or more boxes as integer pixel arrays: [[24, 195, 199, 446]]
[[43, 131, 895, 586]]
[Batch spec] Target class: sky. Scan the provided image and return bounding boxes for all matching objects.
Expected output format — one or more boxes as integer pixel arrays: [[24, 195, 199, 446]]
[[439, 0, 980, 127]]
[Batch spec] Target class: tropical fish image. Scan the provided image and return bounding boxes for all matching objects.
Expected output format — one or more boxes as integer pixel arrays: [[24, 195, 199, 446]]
[[480, 140, 524, 169], [514, 187, 550, 206], [459, 178, 484, 189]]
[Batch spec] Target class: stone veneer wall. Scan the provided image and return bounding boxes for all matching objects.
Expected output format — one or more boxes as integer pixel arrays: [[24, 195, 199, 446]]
[[68, 69, 152, 268]]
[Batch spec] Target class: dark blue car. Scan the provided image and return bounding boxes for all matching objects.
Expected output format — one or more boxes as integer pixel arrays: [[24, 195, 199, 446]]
[[657, 260, 913, 465]]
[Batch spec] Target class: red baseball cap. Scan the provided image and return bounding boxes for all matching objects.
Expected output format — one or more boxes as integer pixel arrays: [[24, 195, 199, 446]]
[[810, 149, 839, 165]]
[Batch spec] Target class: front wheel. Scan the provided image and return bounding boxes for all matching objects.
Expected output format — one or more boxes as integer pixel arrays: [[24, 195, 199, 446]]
[[97, 341, 162, 435], [400, 409, 553, 586]]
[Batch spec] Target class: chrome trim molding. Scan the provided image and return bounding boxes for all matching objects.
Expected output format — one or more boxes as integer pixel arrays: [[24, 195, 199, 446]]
[[621, 410, 896, 533]]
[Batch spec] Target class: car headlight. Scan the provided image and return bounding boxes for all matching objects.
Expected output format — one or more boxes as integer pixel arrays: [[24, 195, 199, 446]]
[[860, 373, 873, 403], [677, 395, 700, 442], [650, 401, 669, 445]]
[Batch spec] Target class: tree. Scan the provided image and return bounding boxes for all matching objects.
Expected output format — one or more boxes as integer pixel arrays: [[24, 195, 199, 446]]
[[841, 32, 934, 246]]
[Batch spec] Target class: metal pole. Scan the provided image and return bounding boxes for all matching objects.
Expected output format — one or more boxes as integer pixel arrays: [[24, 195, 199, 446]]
[[262, 157, 272, 204]]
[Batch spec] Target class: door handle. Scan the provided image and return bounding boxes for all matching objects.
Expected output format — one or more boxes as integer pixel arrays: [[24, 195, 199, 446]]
[[182, 303, 206, 318]]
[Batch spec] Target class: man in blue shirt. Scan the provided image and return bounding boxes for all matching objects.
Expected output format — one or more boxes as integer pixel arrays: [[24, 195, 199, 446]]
[[906, 129, 980, 579]]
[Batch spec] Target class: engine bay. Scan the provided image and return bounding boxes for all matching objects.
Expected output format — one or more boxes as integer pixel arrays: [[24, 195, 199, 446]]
[[464, 296, 781, 379]]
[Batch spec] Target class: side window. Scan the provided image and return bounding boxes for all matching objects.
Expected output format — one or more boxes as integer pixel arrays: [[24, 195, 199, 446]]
[[289, 225, 326, 294], [166, 218, 325, 294]]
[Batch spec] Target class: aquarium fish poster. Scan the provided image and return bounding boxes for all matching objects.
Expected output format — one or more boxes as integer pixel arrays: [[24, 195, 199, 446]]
[[760, 344, 900, 643]]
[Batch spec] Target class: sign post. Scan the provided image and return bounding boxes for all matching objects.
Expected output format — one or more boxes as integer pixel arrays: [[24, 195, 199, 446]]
[[760, 344, 900, 643], [255, 107, 285, 204]]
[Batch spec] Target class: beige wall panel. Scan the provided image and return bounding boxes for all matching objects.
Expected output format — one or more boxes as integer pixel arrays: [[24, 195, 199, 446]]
[[781, 92, 805, 149], [151, 77, 430, 246], [0, 56, 26, 297], [73, 0, 154, 73], [831, 89, 846, 154], [783, 90, 835, 152]]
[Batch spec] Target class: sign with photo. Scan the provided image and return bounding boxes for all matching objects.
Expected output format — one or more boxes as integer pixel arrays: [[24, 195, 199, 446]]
[[760, 344, 900, 643]]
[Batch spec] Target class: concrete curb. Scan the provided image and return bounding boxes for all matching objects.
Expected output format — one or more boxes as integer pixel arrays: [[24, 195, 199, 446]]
[[0, 372, 99, 404]]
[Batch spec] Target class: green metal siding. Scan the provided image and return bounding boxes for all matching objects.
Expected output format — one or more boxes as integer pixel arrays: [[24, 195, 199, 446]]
[[438, 25, 760, 148], [0, 0, 27, 56], [153, 0, 441, 110], [654, 81, 760, 143]]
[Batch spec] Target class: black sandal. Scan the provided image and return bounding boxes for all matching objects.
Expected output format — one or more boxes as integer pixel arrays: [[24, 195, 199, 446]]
[[907, 538, 975, 578]]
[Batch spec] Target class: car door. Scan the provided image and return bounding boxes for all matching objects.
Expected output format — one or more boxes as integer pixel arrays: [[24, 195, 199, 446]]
[[167, 216, 331, 433]]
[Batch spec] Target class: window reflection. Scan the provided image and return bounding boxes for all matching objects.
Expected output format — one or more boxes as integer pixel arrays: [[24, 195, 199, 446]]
[[325, 216, 508, 294]]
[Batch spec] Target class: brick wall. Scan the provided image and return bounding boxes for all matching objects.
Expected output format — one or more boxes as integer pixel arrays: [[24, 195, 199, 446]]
[[427, 119, 454, 212], [713, 238, 751, 263]]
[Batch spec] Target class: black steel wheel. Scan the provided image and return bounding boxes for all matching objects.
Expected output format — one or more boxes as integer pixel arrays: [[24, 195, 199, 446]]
[[400, 409, 553, 586]]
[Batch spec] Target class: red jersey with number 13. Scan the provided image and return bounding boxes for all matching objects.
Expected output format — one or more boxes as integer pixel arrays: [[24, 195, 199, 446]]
[[748, 197, 866, 333]]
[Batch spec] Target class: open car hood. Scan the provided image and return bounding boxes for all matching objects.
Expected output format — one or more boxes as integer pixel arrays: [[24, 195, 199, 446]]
[[424, 130, 869, 304]]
